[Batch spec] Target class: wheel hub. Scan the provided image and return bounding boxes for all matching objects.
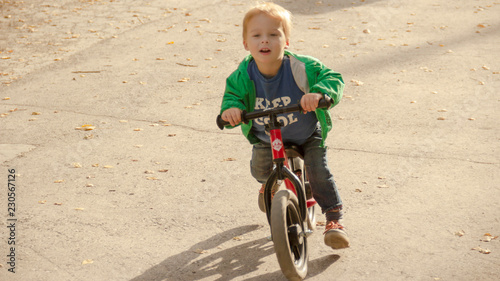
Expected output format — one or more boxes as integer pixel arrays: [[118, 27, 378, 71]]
[[288, 223, 303, 246]]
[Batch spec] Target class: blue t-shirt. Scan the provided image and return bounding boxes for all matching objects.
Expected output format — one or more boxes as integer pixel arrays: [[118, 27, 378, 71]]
[[248, 56, 318, 145]]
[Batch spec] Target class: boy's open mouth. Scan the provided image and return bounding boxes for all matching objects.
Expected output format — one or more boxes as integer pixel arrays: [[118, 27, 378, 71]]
[[260, 48, 271, 53]]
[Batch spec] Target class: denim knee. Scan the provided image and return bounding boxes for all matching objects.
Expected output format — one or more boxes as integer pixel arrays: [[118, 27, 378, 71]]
[[250, 142, 273, 184]]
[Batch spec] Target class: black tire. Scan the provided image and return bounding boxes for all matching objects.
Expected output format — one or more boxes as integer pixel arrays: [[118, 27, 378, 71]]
[[271, 190, 308, 281]]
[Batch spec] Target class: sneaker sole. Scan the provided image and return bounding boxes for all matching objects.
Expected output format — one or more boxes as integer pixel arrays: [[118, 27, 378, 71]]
[[324, 229, 350, 249], [258, 192, 265, 213]]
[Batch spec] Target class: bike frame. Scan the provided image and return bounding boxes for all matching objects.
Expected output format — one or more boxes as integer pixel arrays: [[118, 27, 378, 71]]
[[262, 113, 316, 226]]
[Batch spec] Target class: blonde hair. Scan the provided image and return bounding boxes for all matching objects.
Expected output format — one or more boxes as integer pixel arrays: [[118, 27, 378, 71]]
[[242, 2, 292, 40]]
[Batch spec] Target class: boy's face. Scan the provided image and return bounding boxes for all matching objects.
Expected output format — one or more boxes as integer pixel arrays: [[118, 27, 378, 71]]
[[243, 13, 289, 74]]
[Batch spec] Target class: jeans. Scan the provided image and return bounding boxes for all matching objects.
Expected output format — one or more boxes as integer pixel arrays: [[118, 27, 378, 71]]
[[250, 129, 343, 218]]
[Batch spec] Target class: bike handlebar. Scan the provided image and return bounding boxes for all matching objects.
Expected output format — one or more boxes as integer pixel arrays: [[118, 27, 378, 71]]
[[216, 96, 332, 130]]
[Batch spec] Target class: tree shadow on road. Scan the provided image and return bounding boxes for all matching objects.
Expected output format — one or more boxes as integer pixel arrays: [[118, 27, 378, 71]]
[[130, 224, 340, 281], [280, 0, 384, 15]]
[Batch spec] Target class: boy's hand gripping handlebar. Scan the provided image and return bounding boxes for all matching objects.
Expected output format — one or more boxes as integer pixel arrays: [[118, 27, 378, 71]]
[[216, 96, 332, 130]]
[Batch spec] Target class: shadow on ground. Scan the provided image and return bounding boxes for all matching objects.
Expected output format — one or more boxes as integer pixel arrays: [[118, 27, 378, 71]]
[[281, 0, 384, 15], [130, 225, 340, 281]]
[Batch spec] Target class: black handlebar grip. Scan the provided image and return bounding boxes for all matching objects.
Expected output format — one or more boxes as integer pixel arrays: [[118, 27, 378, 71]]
[[216, 115, 229, 130], [318, 96, 333, 109]]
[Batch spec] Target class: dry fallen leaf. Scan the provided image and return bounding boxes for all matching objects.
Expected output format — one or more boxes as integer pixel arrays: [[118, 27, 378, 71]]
[[377, 185, 389, 188], [480, 233, 499, 242], [471, 247, 491, 254], [92, 164, 99, 167], [103, 165, 113, 169], [54, 202, 63, 206], [158, 169, 169, 173], [86, 183, 94, 187], [223, 158, 236, 161], [178, 77, 190, 82], [75, 124, 95, 131], [2, 97, 10, 100], [38, 200, 47, 204], [54, 180, 64, 183], [74, 208, 84, 211], [82, 259, 94, 265], [455, 230, 465, 237], [194, 249, 207, 254], [146, 177, 158, 180], [351, 79, 364, 86], [232, 236, 243, 241], [480, 235, 492, 242], [32, 112, 41, 115], [437, 117, 446, 120], [144, 170, 154, 174], [134, 128, 143, 131]]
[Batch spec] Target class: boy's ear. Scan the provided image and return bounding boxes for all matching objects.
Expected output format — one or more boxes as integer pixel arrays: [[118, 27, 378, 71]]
[[285, 39, 290, 49], [243, 40, 249, 51]]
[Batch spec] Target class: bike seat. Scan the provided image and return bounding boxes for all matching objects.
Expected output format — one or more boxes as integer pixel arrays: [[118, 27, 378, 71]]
[[285, 145, 304, 159]]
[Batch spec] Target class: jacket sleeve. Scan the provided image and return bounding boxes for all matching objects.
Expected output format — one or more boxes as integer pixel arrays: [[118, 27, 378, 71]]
[[309, 60, 344, 108], [220, 70, 247, 114]]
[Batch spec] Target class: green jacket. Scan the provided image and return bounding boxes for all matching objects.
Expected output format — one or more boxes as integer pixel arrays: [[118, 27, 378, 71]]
[[220, 50, 344, 147]]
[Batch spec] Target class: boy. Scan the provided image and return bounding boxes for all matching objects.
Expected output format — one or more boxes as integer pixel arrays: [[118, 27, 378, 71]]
[[220, 2, 349, 249]]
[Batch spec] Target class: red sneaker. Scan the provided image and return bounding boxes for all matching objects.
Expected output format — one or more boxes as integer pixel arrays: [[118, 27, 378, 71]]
[[324, 220, 350, 249], [258, 183, 279, 212]]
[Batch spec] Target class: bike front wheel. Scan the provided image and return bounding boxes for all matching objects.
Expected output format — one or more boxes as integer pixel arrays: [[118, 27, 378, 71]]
[[271, 189, 308, 281]]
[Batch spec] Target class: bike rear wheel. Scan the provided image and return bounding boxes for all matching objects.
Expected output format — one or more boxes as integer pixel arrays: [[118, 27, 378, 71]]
[[271, 189, 308, 281]]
